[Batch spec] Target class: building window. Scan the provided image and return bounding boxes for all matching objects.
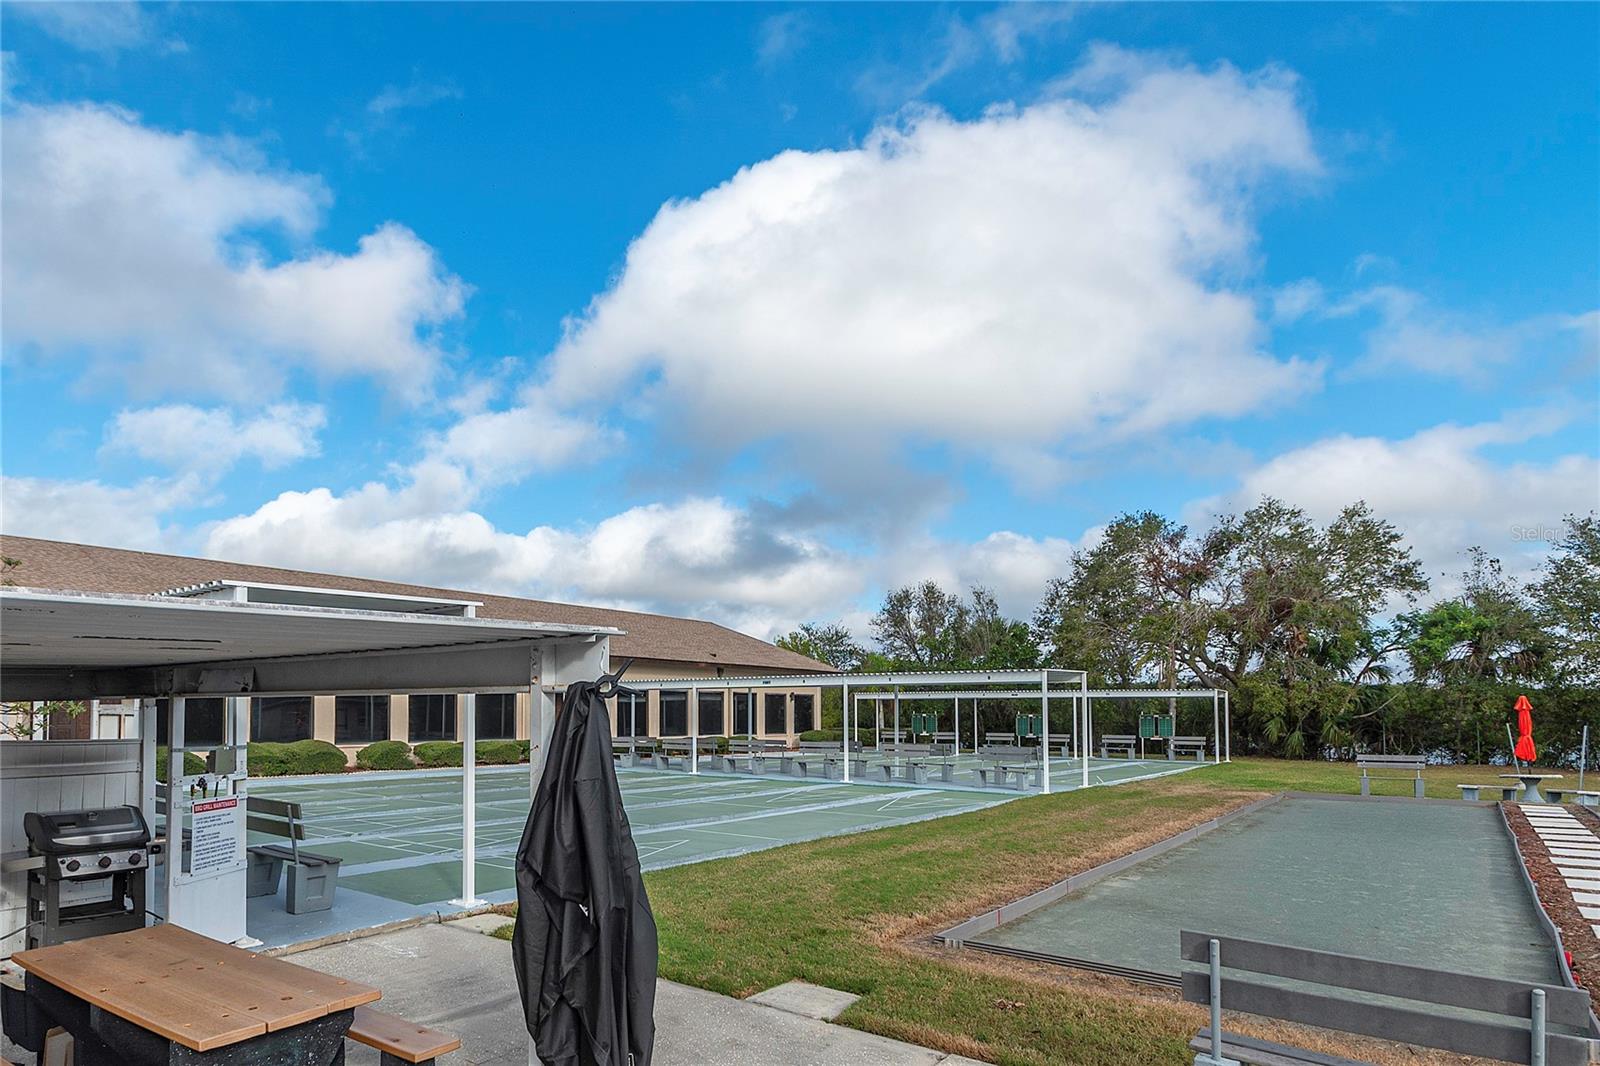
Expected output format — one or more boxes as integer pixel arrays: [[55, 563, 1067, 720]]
[[409, 695, 456, 742], [335, 696, 388, 745], [250, 697, 313, 744], [764, 693, 788, 735], [659, 691, 688, 737], [617, 694, 647, 738], [792, 694, 815, 734], [732, 693, 753, 736], [697, 692, 725, 736], [156, 698, 227, 747], [475, 693, 517, 740]]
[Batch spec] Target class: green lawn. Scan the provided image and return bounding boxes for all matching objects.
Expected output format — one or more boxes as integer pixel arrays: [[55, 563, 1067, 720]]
[[512, 758, 1521, 1065]]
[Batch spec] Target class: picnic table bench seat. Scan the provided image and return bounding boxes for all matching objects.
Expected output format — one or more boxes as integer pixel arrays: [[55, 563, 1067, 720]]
[[348, 1005, 461, 1064], [717, 738, 791, 774], [1168, 735, 1208, 762], [1458, 782, 1521, 802], [1100, 734, 1137, 759], [791, 740, 865, 779], [874, 743, 956, 784], [1355, 754, 1426, 799], [245, 797, 343, 914], [974, 744, 1041, 790]]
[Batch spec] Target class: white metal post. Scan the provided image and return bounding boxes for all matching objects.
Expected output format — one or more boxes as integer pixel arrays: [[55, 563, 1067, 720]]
[[1531, 987, 1546, 1066], [139, 698, 157, 925], [453, 692, 485, 908], [841, 681, 851, 782], [1081, 679, 1091, 788], [893, 687, 900, 750], [1212, 690, 1221, 765], [165, 697, 184, 922], [973, 699, 978, 753], [1223, 691, 1232, 763], [953, 696, 960, 754], [1040, 674, 1051, 795], [1207, 938, 1226, 1064], [690, 686, 699, 775]]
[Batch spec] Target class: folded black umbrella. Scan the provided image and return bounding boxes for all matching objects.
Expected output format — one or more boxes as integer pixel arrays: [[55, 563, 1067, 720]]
[[514, 677, 658, 1066]]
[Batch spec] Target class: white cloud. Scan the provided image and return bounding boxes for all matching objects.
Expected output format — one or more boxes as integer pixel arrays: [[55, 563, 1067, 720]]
[[756, 12, 809, 67], [104, 403, 326, 475], [8, 3, 153, 54], [1, 101, 467, 402], [540, 48, 1319, 491], [858, 3, 1076, 101], [367, 79, 461, 116], [0, 474, 198, 553], [980, 3, 1076, 65], [1330, 286, 1596, 383], [1199, 415, 1600, 586], [1271, 278, 1325, 324], [425, 397, 616, 487]]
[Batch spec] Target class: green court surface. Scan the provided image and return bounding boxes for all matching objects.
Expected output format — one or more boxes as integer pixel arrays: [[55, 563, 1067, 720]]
[[968, 794, 1562, 986], [250, 765, 1032, 907]]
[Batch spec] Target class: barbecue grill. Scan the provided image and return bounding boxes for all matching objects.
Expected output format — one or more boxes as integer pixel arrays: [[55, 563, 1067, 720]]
[[23, 805, 150, 948]]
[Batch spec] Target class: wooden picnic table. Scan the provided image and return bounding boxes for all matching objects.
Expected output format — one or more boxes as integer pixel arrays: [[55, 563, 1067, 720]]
[[12, 923, 380, 1063]]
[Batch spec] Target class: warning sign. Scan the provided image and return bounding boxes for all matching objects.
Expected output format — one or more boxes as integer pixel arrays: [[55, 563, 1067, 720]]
[[190, 796, 242, 878]]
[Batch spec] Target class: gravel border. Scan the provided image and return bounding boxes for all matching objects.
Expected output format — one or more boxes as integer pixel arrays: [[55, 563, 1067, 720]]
[[1502, 802, 1600, 1017]]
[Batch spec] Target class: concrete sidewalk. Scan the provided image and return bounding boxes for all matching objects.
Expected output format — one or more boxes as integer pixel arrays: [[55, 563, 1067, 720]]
[[294, 921, 984, 1066]]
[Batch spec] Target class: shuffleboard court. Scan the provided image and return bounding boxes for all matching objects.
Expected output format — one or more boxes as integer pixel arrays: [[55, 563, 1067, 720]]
[[250, 765, 1011, 908], [966, 794, 1562, 986]]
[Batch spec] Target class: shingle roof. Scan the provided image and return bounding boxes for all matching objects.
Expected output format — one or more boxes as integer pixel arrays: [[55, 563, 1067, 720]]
[[0, 535, 834, 675]]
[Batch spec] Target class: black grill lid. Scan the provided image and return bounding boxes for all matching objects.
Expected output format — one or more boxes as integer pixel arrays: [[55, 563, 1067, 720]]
[[25, 805, 151, 854]]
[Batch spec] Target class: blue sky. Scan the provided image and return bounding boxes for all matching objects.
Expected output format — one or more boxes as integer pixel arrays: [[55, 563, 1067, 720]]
[[2, 2, 1596, 638]]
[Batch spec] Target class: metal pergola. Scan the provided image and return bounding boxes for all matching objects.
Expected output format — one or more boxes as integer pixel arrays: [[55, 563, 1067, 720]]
[[0, 584, 618, 943], [623, 668, 1093, 791]]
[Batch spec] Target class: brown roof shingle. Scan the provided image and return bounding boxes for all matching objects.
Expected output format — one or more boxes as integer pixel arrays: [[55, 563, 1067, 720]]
[[0, 535, 834, 675]]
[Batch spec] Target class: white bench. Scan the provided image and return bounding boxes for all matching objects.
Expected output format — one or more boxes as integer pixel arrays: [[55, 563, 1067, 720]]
[[976, 745, 1041, 790], [875, 743, 955, 784], [791, 740, 863, 779], [1169, 735, 1208, 762], [1545, 788, 1600, 807], [1458, 782, 1520, 801], [1356, 754, 1425, 798]]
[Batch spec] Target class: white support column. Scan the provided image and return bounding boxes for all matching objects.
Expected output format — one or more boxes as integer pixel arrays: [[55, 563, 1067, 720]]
[[1040, 674, 1051, 795], [453, 692, 485, 908], [973, 700, 978, 752], [690, 686, 699, 775], [953, 696, 960, 754], [1223, 691, 1232, 762], [893, 687, 900, 749], [1080, 678, 1091, 788], [1211, 690, 1221, 765], [165, 697, 184, 925], [841, 682, 851, 783], [139, 698, 157, 925]]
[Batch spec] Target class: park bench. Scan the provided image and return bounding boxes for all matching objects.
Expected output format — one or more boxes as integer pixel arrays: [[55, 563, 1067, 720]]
[[875, 743, 955, 784], [1169, 735, 1208, 762], [1355, 754, 1425, 798], [1545, 788, 1600, 807], [718, 737, 790, 774], [1181, 929, 1595, 1066], [245, 796, 343, 914], [1099, 734, 1137, 760], [612, 736, 649, 767], [1188, 1028, 1368, 1066], [791, 739, 864, 779], [1459, 782, 1520, 802], [348, 1005, 461, 1064], [655, 737, 693, 770], [976, 744, 1041, 790], [984, 731, 1018, 747]]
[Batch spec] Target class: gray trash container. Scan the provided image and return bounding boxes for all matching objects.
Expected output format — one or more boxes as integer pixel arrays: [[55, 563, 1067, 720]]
[[285, 853, 343, 914]]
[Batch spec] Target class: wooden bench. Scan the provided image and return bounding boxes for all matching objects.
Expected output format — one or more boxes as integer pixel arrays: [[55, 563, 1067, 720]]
[[976, 744, 1041, 790], [1181, 929, 1594, 1066], [245, 797, 343, 914], [1545, 788, 1600, 807], [875, 743, 955, 784], [1168, 735, 1208, 762], [348, 1005, 461, 1064], [718, 737, 790, 774], [1459, 782, 1520, 802], [791, 740, 863, 779], [1099, 734, 1137, 759], [1356, 754, 1425, 799]]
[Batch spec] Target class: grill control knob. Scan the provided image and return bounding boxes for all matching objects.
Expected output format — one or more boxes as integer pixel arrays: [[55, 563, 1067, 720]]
[[127, 852, 142, 866], [65, 859, 81, 872], [98, 856, 113, 869]]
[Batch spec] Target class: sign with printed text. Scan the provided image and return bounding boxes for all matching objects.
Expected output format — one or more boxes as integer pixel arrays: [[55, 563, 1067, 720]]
[[189, 796, 242, 878]]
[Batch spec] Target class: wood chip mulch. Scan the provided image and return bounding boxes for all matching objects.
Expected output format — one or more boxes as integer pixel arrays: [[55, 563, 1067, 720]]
[[1501, 802, 1600, 1017]]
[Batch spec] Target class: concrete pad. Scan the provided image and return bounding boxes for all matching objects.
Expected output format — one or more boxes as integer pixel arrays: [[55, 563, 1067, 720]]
[[1562, 878, 1600, 893], [1574, 892, 1600, 906], [1580, 907, 1600, 921], [748, 980, 861, 1021], [1554, 856, 1600, 867], [443, 913, 513, 936], [289, 923, 957, 1066]]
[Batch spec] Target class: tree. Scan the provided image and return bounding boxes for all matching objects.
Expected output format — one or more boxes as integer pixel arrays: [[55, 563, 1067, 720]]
[[1399, 549, 1547, 685], [775, 622, 864, 671], [1530, 514, 1600, 685], [871, 581, 969, 666]]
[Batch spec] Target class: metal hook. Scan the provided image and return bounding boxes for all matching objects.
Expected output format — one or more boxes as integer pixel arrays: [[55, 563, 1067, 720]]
[[594, 657, 637, 700]]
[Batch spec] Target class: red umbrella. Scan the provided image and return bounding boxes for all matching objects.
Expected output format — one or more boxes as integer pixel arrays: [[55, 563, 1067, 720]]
[[1514, 694, 1537, 763]]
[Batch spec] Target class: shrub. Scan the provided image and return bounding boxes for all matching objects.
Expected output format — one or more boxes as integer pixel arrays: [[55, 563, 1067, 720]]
[[249, 739, 348, 776], [518, 740, 532, 762], [799, 729, 877, 746], [154, 748, 207, 782], [475, 740, 523, 765], [414, 741, 464, 768], [356, 740, 414, 770]]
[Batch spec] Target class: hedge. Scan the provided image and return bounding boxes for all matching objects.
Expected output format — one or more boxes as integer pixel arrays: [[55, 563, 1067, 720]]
[[249, 739, 348, 777], [154, 748, 208, 782], [476, 740, 523, 765], [356, 740, 414, 770], [414, 741, 463, 768], [799, 729, 878, 746]]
